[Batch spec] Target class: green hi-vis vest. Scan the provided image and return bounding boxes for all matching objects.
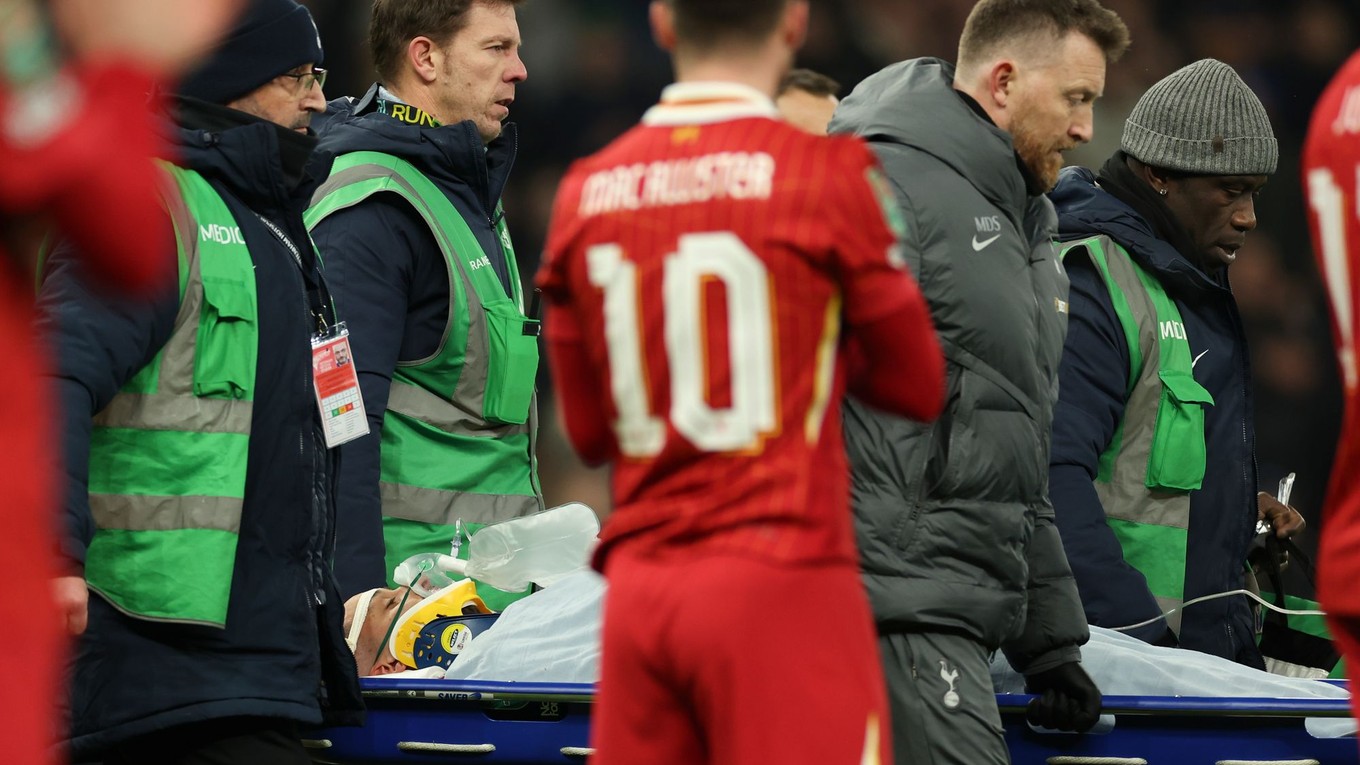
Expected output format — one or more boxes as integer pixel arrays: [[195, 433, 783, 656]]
[[306, 152, 543, 610], [84, 165, 257, 627], [1059, 235, 1215, 636]]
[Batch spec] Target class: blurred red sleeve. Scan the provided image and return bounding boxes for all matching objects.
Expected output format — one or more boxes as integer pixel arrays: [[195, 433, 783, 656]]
[[0, 61, 174, 293]]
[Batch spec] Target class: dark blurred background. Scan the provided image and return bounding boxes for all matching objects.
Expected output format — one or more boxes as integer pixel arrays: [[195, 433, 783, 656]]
[[304, 0, 1359, 566]]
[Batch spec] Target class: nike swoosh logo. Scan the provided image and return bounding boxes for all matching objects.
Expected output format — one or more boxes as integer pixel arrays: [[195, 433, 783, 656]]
[[971, 233, 1002, 251], [1192, 349, 1209, 368]]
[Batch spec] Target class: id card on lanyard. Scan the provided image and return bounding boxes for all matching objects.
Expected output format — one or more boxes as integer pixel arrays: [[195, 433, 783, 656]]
[[252, 211, 371, 449], [312, 321, 369, 448]]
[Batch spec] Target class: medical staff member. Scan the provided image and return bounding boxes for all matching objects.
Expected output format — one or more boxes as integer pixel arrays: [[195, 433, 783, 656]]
[[42, 1, 363, 761], [1049, 59, 1303, 667]]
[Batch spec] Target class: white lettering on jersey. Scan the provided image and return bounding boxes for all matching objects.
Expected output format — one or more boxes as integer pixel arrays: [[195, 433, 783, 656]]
[[1333, 86, 1360, 136], [579, 152, 775, 217]]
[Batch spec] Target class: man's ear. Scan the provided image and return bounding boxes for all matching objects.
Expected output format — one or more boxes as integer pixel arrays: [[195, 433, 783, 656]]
[[988, 60, 1017, 110], [370, 655, 407, 676], [782, 1, 810, 50], [650, 1, 676, 53], [408, 35, 440, 84]]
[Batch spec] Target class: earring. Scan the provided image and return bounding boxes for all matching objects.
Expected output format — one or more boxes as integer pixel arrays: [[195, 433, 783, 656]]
[[1158, 188, 1168, 196]]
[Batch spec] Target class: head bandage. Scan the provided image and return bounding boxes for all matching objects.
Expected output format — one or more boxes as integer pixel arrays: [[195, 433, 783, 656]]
[[346, 588, 379, 653]]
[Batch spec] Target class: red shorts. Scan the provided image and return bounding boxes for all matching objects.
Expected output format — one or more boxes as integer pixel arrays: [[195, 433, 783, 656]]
[[592, 552, 890, 765]]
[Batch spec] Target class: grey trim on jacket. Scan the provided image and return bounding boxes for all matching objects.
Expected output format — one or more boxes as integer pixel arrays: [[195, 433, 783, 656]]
[[830, 58, 1089, 676]]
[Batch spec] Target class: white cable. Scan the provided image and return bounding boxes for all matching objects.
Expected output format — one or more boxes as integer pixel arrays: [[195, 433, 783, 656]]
[[1108, 589, 1325, 633]]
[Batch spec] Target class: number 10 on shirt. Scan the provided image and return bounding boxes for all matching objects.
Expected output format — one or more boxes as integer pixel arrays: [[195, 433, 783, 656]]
[[587, 231, 803, 458]]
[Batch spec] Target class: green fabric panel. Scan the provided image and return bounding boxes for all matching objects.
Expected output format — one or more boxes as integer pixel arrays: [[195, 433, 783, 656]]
[[379, 412, 535, 495], [1146, 370, 1213, 491], [1071, 239, 1144, 395], [1260, 592, 1346, 678], [482, 300, 540, 425], [382, 518, 530, 612], [85, 528, 237, 626], [1107, 518, 1187, 602], [1066, 238, 1142, 475], [89, 428, 249, 498]]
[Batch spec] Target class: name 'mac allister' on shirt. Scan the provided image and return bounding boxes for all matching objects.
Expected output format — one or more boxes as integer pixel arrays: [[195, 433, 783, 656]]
[[538, 82, 942, 569]]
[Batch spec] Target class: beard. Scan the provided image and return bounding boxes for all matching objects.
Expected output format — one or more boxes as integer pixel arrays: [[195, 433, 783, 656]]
[[1010, 103, 1072, 191]]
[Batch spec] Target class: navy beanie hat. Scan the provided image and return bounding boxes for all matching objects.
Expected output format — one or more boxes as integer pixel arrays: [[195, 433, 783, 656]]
[[178, 0, 325, 105]]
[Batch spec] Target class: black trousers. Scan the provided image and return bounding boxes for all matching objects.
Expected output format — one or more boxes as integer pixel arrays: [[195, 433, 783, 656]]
[[102, 717, 311, 765]]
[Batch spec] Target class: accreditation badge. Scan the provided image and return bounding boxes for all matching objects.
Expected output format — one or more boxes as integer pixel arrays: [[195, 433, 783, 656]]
[[311, 322, 370, 448]]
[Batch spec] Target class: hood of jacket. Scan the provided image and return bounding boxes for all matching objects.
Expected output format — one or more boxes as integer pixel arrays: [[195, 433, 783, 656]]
[[1049, 165, 1226, 296], [315, 83, 516, 216], [832, 58, 1035, 230]]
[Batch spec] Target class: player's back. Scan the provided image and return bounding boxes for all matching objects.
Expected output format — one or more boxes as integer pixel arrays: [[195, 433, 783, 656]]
[[544, 84, 894, 564], [1305, 50, 1360, 614]]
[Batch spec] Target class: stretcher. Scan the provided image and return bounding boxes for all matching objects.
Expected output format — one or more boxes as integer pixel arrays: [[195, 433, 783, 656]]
[[302, 677, 1359, 764]]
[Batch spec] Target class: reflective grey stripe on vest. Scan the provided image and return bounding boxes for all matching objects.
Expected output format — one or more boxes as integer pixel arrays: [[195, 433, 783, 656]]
[[1081, 235, 1191, 634], [90, 174, 252, 530], [379, 482, 540, 525], [386, 380, 530, 438], [311, 164, 491, 415], [89, 494, 243, 533], [1085, 236, 1190, 530]]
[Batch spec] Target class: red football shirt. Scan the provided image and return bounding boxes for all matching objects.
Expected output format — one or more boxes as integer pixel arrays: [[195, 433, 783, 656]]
[[1304, 50, 1360, 616], [539, 82, 937, 567]]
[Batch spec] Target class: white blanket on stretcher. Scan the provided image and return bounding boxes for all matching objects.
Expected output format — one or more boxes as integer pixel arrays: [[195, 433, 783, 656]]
[[433, 574, 1355, 737], [989, 625, 1355, 738]]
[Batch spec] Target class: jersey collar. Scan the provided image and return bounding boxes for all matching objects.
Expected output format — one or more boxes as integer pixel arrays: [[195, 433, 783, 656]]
[[641, 81, 780, 127]]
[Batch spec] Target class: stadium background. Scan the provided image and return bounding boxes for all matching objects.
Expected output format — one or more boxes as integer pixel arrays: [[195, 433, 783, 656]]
[[304, 0, 1359, 562]]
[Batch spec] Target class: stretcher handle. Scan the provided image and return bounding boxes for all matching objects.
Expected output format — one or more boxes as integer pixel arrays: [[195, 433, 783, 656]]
[[396, 741, 496, 754], [560, 746, 595, 758], [1044, 751, 1142, 756], [997, 694, 1353, 718]]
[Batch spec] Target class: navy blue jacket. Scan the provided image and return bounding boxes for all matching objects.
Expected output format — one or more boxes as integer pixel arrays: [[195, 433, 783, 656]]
[[39, 100, 363, 757], [1048, 166, 1263, 667], [309, 85, 518, 598]]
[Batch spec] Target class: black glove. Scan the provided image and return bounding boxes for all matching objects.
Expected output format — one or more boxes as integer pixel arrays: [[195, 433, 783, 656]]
[[1023, 661, 1102, 733]]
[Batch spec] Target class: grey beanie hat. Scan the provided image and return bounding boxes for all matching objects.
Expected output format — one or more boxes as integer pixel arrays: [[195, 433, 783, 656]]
[[1122, 59, 1278, 176]]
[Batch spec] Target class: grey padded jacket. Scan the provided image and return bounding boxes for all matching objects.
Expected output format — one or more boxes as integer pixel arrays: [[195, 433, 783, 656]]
[[831, 58, 1089, 675]]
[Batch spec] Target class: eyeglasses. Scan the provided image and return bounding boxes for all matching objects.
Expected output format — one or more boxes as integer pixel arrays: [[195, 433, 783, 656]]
[[278, 67, 327, 93]]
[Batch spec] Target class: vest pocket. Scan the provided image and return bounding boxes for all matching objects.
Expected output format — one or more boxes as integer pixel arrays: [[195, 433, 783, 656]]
[[482, 299, 540, 425], [194, 276, 257, 399], [1145, 369, 1213, 492]]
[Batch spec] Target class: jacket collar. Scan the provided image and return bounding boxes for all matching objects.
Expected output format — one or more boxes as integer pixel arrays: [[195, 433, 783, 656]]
[[319, 83, 516, 215], [831, 58, 1031, 223], [641, 82, 779, 127], [1050, 165, 1227, 294], [170, 96, 329, 216]]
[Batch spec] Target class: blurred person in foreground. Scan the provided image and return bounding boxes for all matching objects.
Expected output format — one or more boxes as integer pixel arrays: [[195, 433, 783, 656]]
[[776, 67, 839, 134], [39, 1, 365, 761], [1049, 59, 1301, 669], [1, 1, 239, 763], [538, 0, 945, 761], [830, 0, 1128, 760], [1305, 48, 1360, 715], [306, 0, 542, 606]]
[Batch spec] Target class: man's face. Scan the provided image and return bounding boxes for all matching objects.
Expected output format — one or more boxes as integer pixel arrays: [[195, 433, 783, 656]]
[[1008, 32, 1106, 190], [227, 64, 327, 133], [434, 1, 527, 144], [344, 586, 423, 675], [776, 89, 839, 135], [1162, 174, 1268, 268]]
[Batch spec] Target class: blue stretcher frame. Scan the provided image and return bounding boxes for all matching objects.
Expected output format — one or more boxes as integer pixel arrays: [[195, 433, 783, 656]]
[[302, 678, 1359, 764]]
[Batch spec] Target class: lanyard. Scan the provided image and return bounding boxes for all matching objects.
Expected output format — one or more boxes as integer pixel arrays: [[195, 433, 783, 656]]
[[254, 212, 333, 334]]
